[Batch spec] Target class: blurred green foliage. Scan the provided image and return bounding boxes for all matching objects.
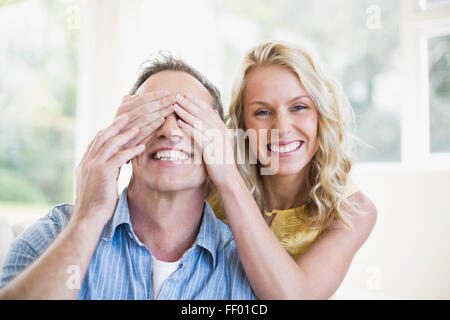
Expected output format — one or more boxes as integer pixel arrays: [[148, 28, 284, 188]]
[[0, 0, 79, 205], [0, 169, 48, 202], [0, 0, 21, 7]]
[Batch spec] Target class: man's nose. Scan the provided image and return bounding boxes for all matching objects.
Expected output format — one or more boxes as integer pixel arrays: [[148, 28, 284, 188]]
[[156, 113, 184, 143]]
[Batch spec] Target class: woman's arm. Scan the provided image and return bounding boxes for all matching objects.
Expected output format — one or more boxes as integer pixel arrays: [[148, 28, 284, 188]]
[[294, 191, 377, 298], [217, 169, 377, 300]]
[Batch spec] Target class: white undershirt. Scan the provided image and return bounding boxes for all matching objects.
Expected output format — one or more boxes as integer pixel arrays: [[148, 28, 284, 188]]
[[151, 255, 181, 299]]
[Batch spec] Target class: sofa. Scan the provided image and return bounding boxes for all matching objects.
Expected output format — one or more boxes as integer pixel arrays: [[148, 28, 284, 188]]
[[0, 218, 35, 269]]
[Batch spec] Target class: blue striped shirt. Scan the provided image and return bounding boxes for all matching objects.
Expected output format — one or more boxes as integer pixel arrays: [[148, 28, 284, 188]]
[[0, 189, 256, 299]]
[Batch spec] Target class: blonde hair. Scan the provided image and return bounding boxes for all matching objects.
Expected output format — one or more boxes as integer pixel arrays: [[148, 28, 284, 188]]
[[209, 40, 360, 231]]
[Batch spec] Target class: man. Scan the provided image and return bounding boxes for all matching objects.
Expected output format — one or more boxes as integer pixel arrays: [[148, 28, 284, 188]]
[[0, 55, 256, 299]]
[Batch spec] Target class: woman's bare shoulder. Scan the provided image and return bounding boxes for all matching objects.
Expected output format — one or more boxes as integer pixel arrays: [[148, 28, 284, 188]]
[[327, 191, 377, 239]]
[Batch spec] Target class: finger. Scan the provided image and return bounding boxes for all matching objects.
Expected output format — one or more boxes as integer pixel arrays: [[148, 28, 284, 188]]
[[116, 95, 140, 118], [125, 96, 175, 123], [90, 114, 130, 156], [177, 119, 208, 149], [124, 117, 166, 148], [124, 104, 174, 131], [80, 134, 97, 162], [175, 94, 204, 117], [177, 119, 205, 163], [175, 94, 219, 127], [118, 90, 170, 115], [173, 103, 200, 127], [177, 118, 194, 137], [121, 95, 130, 103], [96, 126, 140, 162], [121, 94, 137, 103], [184, 93, 212, 111], [76, 136, 97, 172], [108, 144, 146, 167]]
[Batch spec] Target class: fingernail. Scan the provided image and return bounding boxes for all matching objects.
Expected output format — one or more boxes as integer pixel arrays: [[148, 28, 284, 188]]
[[116, 114, 128, 122], [176, 94, 183, 102]]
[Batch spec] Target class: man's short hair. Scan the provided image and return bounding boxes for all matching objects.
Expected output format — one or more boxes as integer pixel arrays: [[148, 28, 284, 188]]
[[130, 52, 224, 120]]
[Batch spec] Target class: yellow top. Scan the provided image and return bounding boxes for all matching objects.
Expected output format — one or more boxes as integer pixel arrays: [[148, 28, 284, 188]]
[[209, 181, 359, 260]]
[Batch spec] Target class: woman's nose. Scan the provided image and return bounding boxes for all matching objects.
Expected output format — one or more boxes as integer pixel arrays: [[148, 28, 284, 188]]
[[272, 111, 292, 137]]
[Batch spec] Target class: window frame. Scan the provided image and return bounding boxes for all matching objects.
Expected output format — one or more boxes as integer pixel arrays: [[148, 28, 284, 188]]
[[398, 0, 450, 169]]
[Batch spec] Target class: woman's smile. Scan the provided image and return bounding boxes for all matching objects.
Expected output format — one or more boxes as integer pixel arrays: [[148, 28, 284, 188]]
[[267, 140, 304, 157]]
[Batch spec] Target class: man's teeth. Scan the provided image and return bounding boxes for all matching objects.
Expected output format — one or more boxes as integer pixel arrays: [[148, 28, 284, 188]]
[[269, 141, 301, 153], [153, 150, 189, 161]]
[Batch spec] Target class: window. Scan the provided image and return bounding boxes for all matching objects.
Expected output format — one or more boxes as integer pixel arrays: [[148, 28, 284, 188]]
[[428, 34, 450, 153], [0, 0, 79, 222], [400, 0, 450, 166], [420, 0, 450, 9]]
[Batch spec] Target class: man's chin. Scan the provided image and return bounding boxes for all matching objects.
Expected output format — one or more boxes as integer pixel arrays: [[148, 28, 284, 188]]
[[146, 181, 205, 193], [131, 161, 208, 193], [143, 172, 207, 192], [148, 158, 193, 168]]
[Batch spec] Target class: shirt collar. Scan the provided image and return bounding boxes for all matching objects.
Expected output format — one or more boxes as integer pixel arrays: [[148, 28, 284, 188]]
[[101, 187, 220, 267], [102, 187, 133, 241], [192, 201, 219, 267]]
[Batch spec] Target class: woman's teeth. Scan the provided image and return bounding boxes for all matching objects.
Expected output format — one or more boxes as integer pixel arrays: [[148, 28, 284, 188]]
[[268, 141, 302, 153], [153, 150, 189, 161]]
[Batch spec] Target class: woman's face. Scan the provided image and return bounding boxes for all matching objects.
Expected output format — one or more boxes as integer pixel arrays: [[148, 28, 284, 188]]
[[243, 65, 319, 176]]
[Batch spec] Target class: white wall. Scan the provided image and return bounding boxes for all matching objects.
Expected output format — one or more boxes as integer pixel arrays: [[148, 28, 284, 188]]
[[336, 165, 450, 299]]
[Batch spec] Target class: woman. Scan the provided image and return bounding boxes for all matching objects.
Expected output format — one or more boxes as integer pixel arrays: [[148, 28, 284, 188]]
[[174, 41, 377, 299]]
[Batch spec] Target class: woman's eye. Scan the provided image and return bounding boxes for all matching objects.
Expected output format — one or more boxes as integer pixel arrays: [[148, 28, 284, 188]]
[[255, 110, 271, 116], [292, 105, 307, 111]]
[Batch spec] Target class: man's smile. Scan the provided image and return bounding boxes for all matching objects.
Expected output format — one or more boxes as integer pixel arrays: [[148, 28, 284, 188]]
[[152, 149, 189, 161], [149, 146, 193, 164]]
